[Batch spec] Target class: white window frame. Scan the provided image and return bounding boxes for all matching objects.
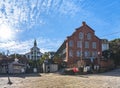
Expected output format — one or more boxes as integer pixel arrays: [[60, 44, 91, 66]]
[[77, 41, 82, 48], [92, 51, 97, 57], [69, 40, 73, 47], [79, 32, 84, 39], [87, 33, 91, 40], [69, 50, 73, 57], [84, 51, 90, 57], [85, 41, 89, 48], [92, 42, 97, 49], [76, 50, 82, 57]]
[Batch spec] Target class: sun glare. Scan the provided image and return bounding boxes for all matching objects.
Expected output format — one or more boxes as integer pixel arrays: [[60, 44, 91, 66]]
[[0, 24, 14, 40]]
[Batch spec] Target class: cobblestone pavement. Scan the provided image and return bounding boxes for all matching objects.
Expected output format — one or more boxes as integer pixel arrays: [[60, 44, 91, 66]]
[[0, 69, 120, 88]]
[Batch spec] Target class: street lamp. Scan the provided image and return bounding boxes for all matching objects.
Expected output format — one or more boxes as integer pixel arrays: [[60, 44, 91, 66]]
[[6, 50, 12, 85], [7, 74, 12, 85], [80, 39, 82, 62], [6, 58, 12, 85], [78, 38, 84, 72], [80, 38, 84, 67]]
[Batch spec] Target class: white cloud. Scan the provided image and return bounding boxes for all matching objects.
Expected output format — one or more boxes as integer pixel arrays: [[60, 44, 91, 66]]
[[0, 0, 90, 54], [0, 0, 45, 30], [0, 0, 82, 29], [0, 40, 32, 54], [0, 37, 62, 54], [58, 0, 80, 16], [37, 37, 62, 52]]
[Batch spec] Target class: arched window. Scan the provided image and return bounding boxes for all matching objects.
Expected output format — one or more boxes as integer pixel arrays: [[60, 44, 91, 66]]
[[79, 32, 84, 39]]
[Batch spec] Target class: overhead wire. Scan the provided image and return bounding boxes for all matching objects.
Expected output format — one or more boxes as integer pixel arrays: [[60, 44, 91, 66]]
[[100, 31, 120, 38]]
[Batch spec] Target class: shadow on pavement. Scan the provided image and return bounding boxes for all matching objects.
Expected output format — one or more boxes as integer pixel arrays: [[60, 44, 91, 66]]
[[0, 73, 41, 78], [97, 68, 120, 77], [56, 68, 120, 77]]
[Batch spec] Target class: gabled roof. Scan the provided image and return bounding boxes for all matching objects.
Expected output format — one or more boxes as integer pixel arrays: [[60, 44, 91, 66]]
[[75, 21, 94, 32], [70, 21, 95, 38], [81, 21, 95, 32], [55, 21, 98, 53]]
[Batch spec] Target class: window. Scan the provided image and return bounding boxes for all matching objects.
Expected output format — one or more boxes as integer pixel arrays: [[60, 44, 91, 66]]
[[102, 44, 109, 51], [69, 50, 73, 57], [92, 42, 97, 49], [79, 32, 84, 39], [87, 33, 91, 40], [69, 40, 73, 47], [85, 41, 89, 48], [76, 50, 82, 57], [92, 51, 97, 57], [84, 51, 90, 57], [77, 41, 82, 48]]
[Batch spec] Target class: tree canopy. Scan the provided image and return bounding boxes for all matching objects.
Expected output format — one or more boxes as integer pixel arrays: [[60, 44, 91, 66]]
[[109, 38, 120, 66]]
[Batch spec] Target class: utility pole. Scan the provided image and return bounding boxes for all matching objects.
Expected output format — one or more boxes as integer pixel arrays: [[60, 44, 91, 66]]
[[81, 39, 83, 66]]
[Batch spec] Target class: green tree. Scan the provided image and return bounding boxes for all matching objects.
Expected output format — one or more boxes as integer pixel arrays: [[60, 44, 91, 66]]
[[53, 54, 62, 64], [102, 50, 113, 59], [109, 38, 120, 66], [9, 54, 28, 63], [39, 52, 49, 64]]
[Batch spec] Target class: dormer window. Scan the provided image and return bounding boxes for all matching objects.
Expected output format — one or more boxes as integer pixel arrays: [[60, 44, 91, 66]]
[[79, 32, 84, 39]]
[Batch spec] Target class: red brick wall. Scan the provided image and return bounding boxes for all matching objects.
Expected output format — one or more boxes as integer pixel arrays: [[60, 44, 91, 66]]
[[100, 59, 114, 68], [65, 22, 102, 67]]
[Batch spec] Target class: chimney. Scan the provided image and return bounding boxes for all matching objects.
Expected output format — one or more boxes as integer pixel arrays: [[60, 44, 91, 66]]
[[82, 21, 86, 26]]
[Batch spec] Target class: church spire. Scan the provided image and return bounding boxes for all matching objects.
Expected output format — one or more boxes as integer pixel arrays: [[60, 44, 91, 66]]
[[34, 39, 37, 47]]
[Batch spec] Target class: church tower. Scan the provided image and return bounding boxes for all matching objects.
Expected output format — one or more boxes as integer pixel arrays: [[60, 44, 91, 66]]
[[25, 39, 42, 60]]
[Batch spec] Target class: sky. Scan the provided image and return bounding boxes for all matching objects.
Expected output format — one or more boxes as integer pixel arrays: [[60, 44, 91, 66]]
[[0, 0, 120, 54]]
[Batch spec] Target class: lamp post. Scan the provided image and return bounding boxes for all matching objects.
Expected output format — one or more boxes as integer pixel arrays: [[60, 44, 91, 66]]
[[80, 39, 82, 63], [80, 38, 84, 67], [79, 38, 84, 72], [7, 72, 12, 85], [6, 56, 12, 85], [5, 50, 13, 85]]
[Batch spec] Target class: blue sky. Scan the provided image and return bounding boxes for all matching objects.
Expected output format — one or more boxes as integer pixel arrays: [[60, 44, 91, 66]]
[[0, 0, 120, 54]]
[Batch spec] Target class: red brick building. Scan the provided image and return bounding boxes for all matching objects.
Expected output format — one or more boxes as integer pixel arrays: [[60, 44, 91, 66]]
[[56, 22, 102, 68]]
